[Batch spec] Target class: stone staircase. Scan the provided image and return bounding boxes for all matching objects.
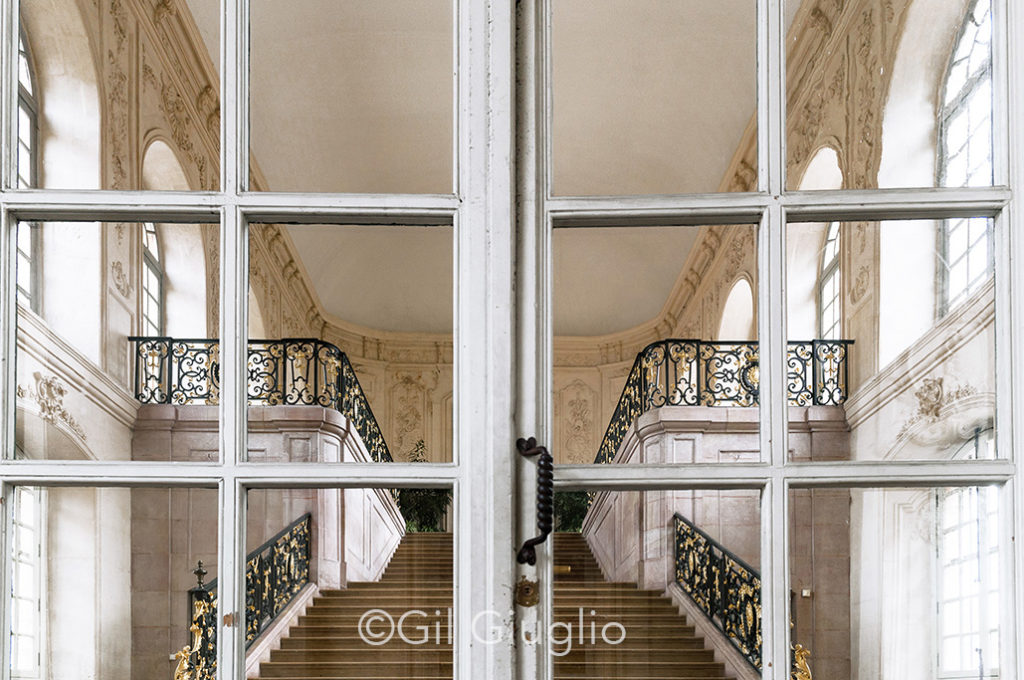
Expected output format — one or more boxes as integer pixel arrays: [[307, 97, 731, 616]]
[[255, 532, 732, 679]]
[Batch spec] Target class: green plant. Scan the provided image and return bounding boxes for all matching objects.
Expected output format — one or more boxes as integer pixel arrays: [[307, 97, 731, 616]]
[[553, 491, 589, 533], [398, 440, 452, 532]]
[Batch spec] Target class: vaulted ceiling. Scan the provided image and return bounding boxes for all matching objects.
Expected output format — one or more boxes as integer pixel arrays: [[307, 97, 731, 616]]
[[184, 0, 800, 336]]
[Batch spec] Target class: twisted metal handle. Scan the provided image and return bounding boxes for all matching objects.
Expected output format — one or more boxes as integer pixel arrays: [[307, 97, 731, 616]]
[[516, 437, 554, 565]]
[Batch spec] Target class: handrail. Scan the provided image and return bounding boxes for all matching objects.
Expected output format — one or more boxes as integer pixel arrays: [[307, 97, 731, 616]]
[[673, 512, 813, 678], [674, 512, 762, 671], [175, 513, 313, 680], [594, 338, 853, 464], [129, 336, 392, 463]]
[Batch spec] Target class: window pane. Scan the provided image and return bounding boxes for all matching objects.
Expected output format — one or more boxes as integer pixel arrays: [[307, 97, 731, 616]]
[[790, 485, 1003, 679], [786, 219, 996, 462], [244, 487, 453, 675], [553, 1, 757, 195], [555, 488, 761, 674], [18, 37, 33, 96], [249, 0, 454, 194], [552, 224, 759, 466], [786, 0, 993, 190], [5, 486, 218, 680], [15, 222, 219, 460], [247, 223, 454, 463], [20, 0, 219, 190]]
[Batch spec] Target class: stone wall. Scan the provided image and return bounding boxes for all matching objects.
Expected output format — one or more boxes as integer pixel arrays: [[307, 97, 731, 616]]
[[130, 404, 404, 680], [582, 405, 852, 680]]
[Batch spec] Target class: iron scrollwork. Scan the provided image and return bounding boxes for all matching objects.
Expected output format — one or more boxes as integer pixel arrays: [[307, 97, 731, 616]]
[[174, 588, 218, 680], [243, 512, 312, 645], [675, 513, 763, 671], [593, 338, 852, 464], [175, 514, 312, 678], [130, 337, 393, 462]]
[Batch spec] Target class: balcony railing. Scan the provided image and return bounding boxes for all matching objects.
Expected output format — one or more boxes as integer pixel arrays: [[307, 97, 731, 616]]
[[174, 513, 312, 680], [594, 339, 852, 464], [129, 337, 392, 463]]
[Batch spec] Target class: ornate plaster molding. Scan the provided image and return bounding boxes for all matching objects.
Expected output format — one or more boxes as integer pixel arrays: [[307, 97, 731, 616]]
[[17, 372, 88, 442], [111, 260, 133, 297]]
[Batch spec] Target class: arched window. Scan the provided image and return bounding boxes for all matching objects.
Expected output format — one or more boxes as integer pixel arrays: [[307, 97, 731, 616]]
[[142, 224, 164, 336], [16, 31, 39, 312], [938, 0, 993, 313], [818, 222, 840, 339], [718, 278, 755, 341]]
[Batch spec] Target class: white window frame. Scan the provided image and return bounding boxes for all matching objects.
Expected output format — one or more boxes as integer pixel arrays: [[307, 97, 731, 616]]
[[0, 2, 1019, 680], [818, 221, 841, 339], [141, 223, 163, 336], [937, 484, 1000, 679], [939, 0, 996, 317], [8, 485, 42, 680], [14, 30, 35, 314]]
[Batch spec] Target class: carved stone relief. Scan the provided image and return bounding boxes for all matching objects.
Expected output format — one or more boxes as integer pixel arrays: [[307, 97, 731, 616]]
[[111, 261, 133, 297], [557, 379, 598, 464], [16, 372, 87, 441], [389, 374, 427, 461]]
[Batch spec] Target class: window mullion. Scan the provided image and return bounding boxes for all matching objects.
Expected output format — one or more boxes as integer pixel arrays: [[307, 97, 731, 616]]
[[1, 0, 17, 191], [758, 0, 784, 195], [0, 206, 14, 476], [761, 194, 790, 680], [455, 1, 516, 678], [1002, 0, 1024, 675], [0, 482, 12, 680], [515, 0, 552, 675], [217, 0, 248, 675]]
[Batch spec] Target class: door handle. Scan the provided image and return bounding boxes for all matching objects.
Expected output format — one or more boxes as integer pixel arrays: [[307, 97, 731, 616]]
[[515, 437, 553, 565]]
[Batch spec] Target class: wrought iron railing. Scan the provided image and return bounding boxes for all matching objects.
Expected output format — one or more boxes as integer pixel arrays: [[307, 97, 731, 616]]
[[174, 513, 312, 680], [594, 339, 852, 464], [674, 512, 762, 671], [129, 337, 392, 463]]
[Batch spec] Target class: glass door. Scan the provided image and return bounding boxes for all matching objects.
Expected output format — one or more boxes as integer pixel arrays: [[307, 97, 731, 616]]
[[2, 1, 1024, 679], [0, 0, 518, 679], [513, 1, 1024, 680]]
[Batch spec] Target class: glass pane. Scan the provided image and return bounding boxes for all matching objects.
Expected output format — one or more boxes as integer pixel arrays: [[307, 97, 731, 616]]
[[786, 0, 993, 190], [553, 488, 761, 676], [4, 486, 218, 680], [247, 224, 454, 463], [790, 485, 1003, 679], [21, 0, 220, 190], [553, 225, 759, 465], [249, 0, 454, 193], [553, 1, 757, 195], [15, 221, 220, 460], [785, 218, 995, 462], [245, 487, 453, 677], [16, 104, 32, 188]]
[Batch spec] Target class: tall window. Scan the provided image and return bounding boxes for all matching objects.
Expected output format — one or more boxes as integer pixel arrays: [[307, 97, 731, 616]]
[[818, 222, 840, 339], [937, 484, 999, 678], [10, 486, 43, 679], [141, 223, 163, 336], [938, 0, 994, 313], [16, 32, 39, 312]]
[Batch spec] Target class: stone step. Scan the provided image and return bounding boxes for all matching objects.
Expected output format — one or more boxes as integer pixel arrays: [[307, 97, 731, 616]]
[[255, 532, 732, 680], [278, 635, 708, 650], [288, 622, 704, 639], [327, 582, 640, 593], [268, 648, 716, 663], [258, 661, 728, 679], [303, 602, 688, 614]]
